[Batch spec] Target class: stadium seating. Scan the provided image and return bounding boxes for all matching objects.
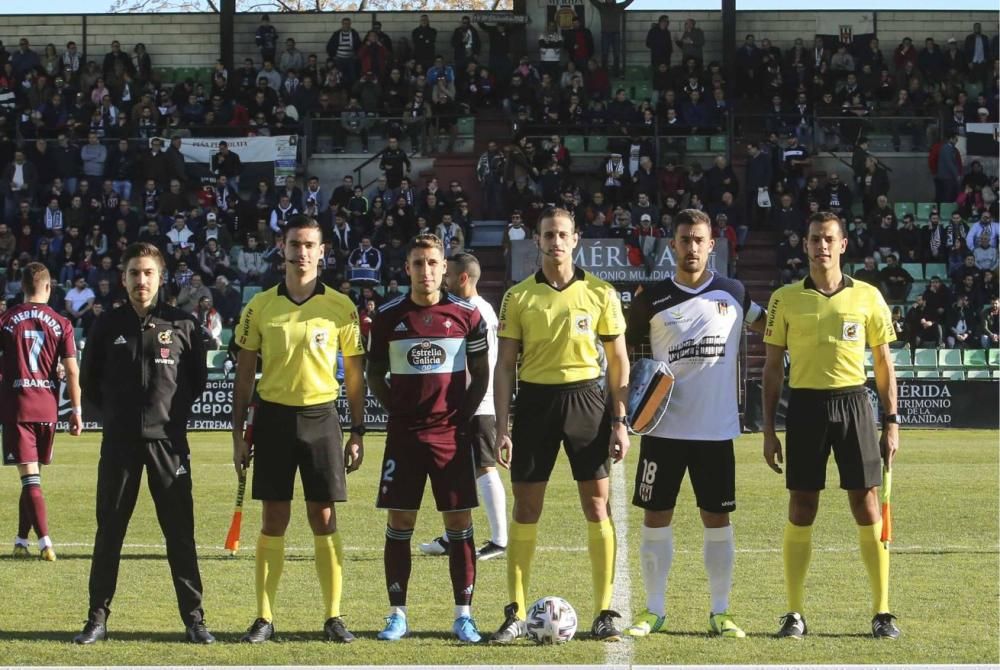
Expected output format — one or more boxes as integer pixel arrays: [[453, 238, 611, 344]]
[[925, 263, 947, 279], [891, 348, 912, 369], [915, 202, 935, 221], [624, 65, 649, 80], [633, 82, 653, 101], [587, 135, 609, 153], [686, 136, 708, 152], [937, 349, 964, 370], [937, 202, 958, 219], [206, 350, 228, 370], [964, 350, 988, 368], [894, 202, 915, 219], [902, 263, 924, 280], [456, 117, 475, 136], [913, 348, 939, 371], [563, 135, 585, 154], [242, 285, 263, 303]]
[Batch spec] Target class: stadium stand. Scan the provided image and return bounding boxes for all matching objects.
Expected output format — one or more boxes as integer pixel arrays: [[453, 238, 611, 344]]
[[0, 10, 996, 382]]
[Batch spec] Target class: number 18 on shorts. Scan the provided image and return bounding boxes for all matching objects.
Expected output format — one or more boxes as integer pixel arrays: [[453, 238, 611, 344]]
[[631, 437, 737, 513]]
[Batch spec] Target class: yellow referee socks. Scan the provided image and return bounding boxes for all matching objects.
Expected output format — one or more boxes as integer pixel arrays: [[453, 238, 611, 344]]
[[255, 533, 285, 622], [587, 518, 616, 618], [315, 532, 344, 619], [783, 522, 812, 614], [858, 520, 890, 615], [507, 521, 538, 619]]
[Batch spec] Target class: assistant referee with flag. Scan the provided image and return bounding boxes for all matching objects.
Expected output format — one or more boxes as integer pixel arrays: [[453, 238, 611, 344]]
[[762, 211, 900, 640]]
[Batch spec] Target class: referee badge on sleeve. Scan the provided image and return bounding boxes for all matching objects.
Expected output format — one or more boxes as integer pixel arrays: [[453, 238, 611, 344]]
[[626, 359, 675, 435]]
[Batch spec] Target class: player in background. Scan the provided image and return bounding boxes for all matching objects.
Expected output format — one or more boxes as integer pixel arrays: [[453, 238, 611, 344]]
[[762, 212, 900, 639], [232, 215, 366, 644], [491, 208, 631, 643], [0, 263, 82, 560], [623, 209, 765, 638], [419, 252, 508, 561], [367, 235, 491, 643]]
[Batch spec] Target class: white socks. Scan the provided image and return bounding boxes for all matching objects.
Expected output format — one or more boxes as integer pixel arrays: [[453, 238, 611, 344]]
[[703, 525, 735, 614], [640, 524, 736, 616], [38, 535, 52, 550], [640, 525, 674, 617], [454, 605, 471, 619], [389, 606, 407, 618], [477, 470, 507, 547]]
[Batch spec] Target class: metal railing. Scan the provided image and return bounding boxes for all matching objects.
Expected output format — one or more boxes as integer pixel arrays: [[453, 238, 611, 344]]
[[514, 118, 732, 169], [13, 122, 298, 144], [729, 112, 944, 156], [302, 113, 474, 162]]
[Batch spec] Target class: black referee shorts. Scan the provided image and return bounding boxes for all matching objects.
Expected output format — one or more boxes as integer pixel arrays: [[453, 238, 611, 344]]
[[785, 386, 882, 492], [252, 400, 347, 502], [510, 380, 611, 483]]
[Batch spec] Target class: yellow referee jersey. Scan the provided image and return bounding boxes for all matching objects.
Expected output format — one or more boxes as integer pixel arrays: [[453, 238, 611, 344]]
[[499, 267, 625, 385], [764, 275, 894, 390], [236, 282, 363, 406]]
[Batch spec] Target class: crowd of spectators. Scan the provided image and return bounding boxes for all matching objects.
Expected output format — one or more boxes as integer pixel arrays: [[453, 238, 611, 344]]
[[0, 14, 998, 352]]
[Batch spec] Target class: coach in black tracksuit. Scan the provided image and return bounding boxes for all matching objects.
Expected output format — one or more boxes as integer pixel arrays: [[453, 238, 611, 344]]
[[74, 242, 213, 645]]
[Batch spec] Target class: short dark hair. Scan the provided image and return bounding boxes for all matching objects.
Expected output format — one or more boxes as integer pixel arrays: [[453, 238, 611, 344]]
[[285, 213, 322, 233], [121, 242, 166, 270], [807, 211, 846, 236], [674, 208, 711, 233], [409, 233, 445, 258], [449, 252, 481, 282], [538, 206, 577, 231], [21, 262, 51, 296]]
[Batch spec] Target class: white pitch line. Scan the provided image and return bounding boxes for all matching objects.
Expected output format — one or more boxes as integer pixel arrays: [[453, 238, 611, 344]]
[[606, 459, 633, 669], [45, 541, 998, 555]]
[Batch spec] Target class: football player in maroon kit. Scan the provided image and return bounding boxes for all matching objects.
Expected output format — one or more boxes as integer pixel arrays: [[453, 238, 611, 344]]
[[0, 263, 83, 561], [367, 234, 491, 643]]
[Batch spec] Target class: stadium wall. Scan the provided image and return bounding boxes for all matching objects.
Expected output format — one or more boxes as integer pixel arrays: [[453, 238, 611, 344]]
[[0, 10, 996, 69]]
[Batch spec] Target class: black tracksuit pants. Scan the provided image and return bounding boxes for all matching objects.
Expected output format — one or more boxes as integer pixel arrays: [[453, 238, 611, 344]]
[[87, 439, 205, 626]]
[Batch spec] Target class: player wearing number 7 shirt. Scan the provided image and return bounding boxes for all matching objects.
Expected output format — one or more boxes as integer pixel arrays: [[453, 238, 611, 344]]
[[623, 210, 765, 639], [0, 262, 83, 561]]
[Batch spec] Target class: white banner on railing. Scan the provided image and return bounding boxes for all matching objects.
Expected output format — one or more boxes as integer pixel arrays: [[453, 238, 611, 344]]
[[177, 135, 298, 186]]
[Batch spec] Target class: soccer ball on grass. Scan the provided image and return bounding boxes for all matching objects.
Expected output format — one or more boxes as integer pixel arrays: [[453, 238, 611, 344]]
[[525, 596, 578, 644]]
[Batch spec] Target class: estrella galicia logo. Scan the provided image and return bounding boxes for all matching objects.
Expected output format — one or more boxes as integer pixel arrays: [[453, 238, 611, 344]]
[[407, 340, 447, 371]]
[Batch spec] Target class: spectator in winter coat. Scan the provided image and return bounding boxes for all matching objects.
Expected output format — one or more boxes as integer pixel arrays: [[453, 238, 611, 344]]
[[236, 233, 268, 285], [645, 15, 673, 68]]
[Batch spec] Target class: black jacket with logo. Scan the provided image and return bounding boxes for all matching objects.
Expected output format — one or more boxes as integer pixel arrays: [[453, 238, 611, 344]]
[[81, 300, 207, 453]]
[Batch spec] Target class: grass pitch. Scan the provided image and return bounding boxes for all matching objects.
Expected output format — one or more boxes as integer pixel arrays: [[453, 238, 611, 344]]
[[0, 429, 996, 666]]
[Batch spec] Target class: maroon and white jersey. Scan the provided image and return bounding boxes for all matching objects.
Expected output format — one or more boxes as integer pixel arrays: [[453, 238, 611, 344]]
[[0, 302, 76, 423], [369, 292, 488, 438]]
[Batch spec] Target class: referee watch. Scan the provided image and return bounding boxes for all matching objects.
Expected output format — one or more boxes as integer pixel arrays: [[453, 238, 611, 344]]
[[350, 425, 367, 436], [882, 413, 901, 425], [610, 415, 628, 426]]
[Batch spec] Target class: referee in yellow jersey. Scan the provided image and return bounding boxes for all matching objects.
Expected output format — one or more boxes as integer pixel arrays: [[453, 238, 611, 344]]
[[232, 214, 366, 643], [490, 207, 630, 643], [762, 212, 900, 640]]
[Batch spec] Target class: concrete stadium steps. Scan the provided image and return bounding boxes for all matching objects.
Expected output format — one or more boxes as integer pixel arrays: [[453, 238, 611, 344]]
[[420, 156, 481, 215], [737, 231, 780, 378]]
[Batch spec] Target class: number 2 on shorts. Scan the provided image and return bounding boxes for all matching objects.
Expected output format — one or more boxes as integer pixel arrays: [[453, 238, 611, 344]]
[[382, 459, 396, 482]]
